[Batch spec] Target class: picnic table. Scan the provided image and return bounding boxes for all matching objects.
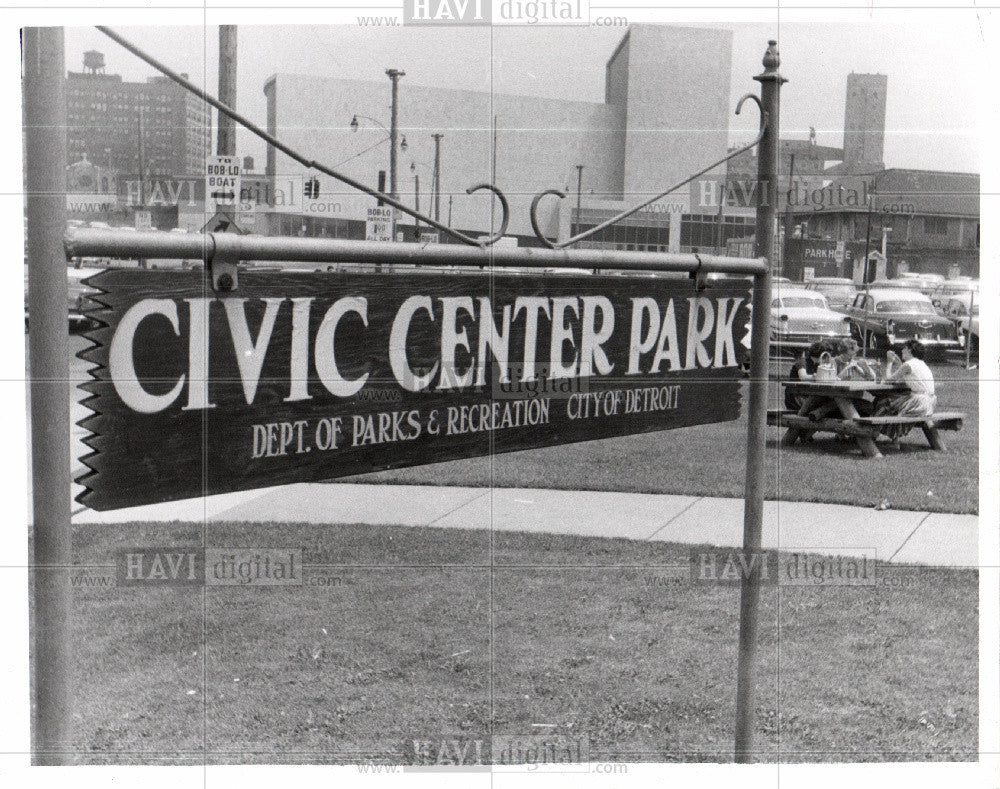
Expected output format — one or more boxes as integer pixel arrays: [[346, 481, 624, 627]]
[[768, 379, 964, 458]]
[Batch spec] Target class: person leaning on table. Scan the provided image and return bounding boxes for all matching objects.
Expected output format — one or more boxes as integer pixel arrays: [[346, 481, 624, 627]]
[[875, 340, 937, 442], [785, 340, 838, 410]]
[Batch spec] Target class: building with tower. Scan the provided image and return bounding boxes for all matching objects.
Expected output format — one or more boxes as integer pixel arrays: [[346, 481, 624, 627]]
[[841, 72, 887, 172], [65, 50, 210, 184]]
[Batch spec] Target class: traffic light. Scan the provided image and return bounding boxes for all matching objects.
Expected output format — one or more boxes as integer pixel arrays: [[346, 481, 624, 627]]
[[304, 177, 320, 200]]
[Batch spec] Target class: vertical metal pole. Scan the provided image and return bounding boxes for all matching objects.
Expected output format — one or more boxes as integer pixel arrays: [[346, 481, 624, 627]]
[[414, 172, 420, 240], [386, 69, 404, 200], [217, 25, 238, 156], [735, 39, 783, 764], [860, 173, 880, 357], [715, 180, 725, 254], [575, 164, 584, 232], [965, 288, 974, 369], [432, 133, 443, 222], [137, 104, 145, 209], [24, 26, 73, 766], [136, 105, 147, 267], [782, 152, 796, 272]]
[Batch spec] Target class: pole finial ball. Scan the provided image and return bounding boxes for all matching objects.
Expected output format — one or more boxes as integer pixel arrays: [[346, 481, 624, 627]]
[[762, 40, 780, 70]]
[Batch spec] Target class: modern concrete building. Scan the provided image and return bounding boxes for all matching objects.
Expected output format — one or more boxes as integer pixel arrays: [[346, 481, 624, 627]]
[[259, 25, 755, 251]]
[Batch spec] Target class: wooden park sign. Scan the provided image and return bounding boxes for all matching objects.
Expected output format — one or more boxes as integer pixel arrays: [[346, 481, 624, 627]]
[[77, 270, 751, 510]]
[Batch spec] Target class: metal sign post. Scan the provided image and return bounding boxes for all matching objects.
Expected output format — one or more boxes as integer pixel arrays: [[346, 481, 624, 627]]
[[965, 288, 976, 370], [24, 27, 73, 766], [49, 27, 782, 764], [735, 40, 784, 763]]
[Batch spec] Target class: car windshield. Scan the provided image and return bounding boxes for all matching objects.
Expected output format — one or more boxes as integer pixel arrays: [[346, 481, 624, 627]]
[[780, 296, 826, 309], [874, 300, 936, 314]]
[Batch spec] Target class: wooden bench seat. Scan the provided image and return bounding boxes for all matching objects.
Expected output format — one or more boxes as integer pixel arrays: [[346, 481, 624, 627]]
[[854, 411, 964, 430], [766, 409, 964, 455]]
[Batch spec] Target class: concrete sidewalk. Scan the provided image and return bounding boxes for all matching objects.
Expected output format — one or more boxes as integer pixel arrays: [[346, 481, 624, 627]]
[[71, 481, 979, 568]]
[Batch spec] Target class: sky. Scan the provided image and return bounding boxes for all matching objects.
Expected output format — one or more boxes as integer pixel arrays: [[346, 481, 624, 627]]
[[63, 17, 985, 175]]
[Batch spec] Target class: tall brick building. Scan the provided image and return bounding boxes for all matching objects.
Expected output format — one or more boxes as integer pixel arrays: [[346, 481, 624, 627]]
[[65, 50, 210, 181]]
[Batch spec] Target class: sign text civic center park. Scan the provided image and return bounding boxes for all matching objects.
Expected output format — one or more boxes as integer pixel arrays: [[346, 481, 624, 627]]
[[78, 270, 749, 510]]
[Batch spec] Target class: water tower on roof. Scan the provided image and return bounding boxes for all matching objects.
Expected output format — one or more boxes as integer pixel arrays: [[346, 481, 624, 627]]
[[82, 50, 105, 75]]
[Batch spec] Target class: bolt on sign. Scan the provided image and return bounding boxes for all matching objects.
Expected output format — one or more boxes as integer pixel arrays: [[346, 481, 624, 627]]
[[76, 271, 750, 510]]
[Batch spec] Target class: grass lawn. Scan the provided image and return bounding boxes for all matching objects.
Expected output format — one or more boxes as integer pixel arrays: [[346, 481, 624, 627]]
[[69, 520, 977, 764], [347, 359, 978, 514]]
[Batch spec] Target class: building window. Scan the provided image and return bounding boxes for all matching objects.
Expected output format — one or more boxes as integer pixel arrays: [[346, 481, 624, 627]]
[[923, 216, 948, 235], [680, 214, 754, 249]]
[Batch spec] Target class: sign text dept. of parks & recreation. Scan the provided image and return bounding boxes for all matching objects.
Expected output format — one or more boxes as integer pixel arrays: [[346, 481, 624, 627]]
[[77, 271, 750, 510]]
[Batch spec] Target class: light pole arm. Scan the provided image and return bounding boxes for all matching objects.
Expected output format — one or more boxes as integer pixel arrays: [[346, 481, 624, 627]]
[[351, 114, 389, 134]]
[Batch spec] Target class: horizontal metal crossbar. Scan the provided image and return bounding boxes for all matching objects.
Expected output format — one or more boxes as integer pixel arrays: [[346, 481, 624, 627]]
[[65, 228, 769, 276]]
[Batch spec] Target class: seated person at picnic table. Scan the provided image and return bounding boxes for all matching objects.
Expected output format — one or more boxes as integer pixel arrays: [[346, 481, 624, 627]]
[[883, 340, 937, 415], [874, 340, 937, 440], [835, 338, 880, 381], [785, 340, 838, 409], [785, 339, 877, 417]]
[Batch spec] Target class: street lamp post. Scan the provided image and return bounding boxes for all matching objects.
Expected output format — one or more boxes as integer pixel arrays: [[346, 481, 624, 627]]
[[431, 133, 443, 222], [350, 111, 407, 200], [410, 162, 421, 239], [860, 170, 888, 357], [411, 160, 436, 241], [386, 68, 405, 200]]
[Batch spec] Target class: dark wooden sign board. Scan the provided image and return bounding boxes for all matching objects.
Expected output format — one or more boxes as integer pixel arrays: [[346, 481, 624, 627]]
[[77, 270, 750, 511]]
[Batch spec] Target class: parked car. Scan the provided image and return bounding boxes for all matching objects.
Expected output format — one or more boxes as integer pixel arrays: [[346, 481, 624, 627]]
[[769, 287, 852, 352], [870, 278, 923, 291], [803, 277, 858, 311], [898, 271, 943, 285], [943, 295, 979, 355], [930, 279, 979, 311], [844, 287, 960, 353]]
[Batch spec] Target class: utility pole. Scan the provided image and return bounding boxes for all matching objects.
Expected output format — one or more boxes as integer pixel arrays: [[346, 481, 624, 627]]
[[575, 164, 584, 232], [136, 104, 147, 267], [782, 152, 796, 272], [217, 25, 238, 156], [386, 69, 405, 199], [575, 164, 590, 270], [431, 133, 443, 222], [24, 26, 73, 766], [137, 104, 145, 208], [715, 178, 726, 254], [413, 172, 420, 239]]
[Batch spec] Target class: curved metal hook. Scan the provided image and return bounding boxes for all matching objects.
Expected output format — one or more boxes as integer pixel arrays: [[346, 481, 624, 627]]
[[529, 93, 769, 249], [529, 189, 567, 249], [465, 183, 511, 247], [735, 92, 763, 119]]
